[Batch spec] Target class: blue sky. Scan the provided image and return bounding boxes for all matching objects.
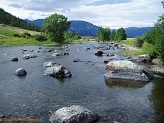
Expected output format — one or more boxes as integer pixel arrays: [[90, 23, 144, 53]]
[[0, 0, 163, 28]]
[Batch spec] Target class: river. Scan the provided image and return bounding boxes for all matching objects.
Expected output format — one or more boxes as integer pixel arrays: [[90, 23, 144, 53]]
[[0, 42, 164, 123]]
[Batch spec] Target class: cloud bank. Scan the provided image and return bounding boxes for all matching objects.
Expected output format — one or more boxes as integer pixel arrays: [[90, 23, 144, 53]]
[[0, 0, 163, 28]]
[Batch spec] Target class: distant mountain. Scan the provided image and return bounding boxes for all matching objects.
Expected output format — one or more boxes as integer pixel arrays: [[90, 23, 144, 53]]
[[25, 19, 99, 36], [68, 20, 98, 36], [25, 19, 44, 28], [125, 27, 153, 37], [25, 19, 153, 37]]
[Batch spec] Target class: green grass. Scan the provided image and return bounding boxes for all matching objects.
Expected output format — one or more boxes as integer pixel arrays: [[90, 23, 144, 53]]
[[121, 38, 135, 46], [121, 38, 148, 57], [121, 49, 147, 58], [0, 24, 55, 46]]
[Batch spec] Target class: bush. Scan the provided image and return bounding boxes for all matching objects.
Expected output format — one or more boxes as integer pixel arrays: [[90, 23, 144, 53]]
[[23, 32, 31, 37], [13, 33, 21, 37], [141, 42, 155, 56], [154, 35, 164, 62], [34, 34, 47, 42], [133, 37, 144, 48]]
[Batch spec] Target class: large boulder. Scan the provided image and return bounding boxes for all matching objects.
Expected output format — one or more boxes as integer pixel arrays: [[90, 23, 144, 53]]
[[104, 60, 153, 82], [15, 68, 27, 76], [44, 63, 72, 78], [49, 105, 100, 123]]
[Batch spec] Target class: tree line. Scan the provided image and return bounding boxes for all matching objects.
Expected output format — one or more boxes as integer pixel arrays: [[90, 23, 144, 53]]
[[97, 27, 127, 41], [0, 8, 40, 32]]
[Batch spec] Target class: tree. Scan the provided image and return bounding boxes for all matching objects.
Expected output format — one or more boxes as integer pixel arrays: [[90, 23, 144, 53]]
[[64, 32, 79, 42], [97, 27, 111, 41], [116, 28, 127, 41], [111, 30, 116, 41], [43, 13, 70, 42]]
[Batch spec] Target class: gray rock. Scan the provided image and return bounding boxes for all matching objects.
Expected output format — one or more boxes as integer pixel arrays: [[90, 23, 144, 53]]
[[23, 54, 38, 59], [132, 54, 151, 63], [49, 105, 100, 123], [44, 63, 72, 78], [152, 58, 163, 65], [15, 68, 27, 76], [149, 65, 164, 74], [52, 53, 62, 57], [43, 61, 56, 67], [11, 57, 18, 61], [105, 60, 152, 82]]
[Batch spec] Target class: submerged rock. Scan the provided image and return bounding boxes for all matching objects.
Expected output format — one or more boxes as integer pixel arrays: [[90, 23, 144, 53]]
[[105, 78, 148, 89], [11, 57, 18, 61], [15, 68, 27, 76], [44, 62, 72, 78], [105, 60, 153, 82], [49, 105, 100, 123]]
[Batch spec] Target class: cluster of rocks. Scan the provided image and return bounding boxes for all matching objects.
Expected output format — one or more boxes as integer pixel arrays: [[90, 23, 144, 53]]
[[44, 61, 72, 78]]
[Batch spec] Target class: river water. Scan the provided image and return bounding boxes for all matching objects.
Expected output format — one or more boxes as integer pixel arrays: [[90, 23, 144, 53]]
[[0, 42, 164, 123]]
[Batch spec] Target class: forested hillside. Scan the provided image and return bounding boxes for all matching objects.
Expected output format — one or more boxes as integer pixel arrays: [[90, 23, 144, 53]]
[[0, 8, 40, 32]]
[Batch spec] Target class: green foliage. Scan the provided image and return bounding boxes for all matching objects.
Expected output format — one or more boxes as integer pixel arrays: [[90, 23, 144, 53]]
[[97, 27, 111, 41], [0, 24, 53, 46], [43, 13, 70, 42], [122, 38, 135, 46], [116, 28, 127, 41], [13, 33, 21, 37], [111, 30, 116, 41], [141, 42, 155, 56], [0, 8, 40, 32], [34, 34, 47, 42], [154, 35, 164, 62], [133, 36, 144, 48], [64, 32, 79, 42]]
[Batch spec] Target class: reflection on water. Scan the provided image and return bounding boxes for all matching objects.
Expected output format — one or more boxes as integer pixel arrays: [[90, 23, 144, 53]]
[[150, 78, 164, 122], [0, 43, 163, 123], [105, 78, 148, 90]]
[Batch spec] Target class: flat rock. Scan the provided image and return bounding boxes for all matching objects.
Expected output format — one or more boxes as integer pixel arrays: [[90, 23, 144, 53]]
[[105, 60, 152, 82]]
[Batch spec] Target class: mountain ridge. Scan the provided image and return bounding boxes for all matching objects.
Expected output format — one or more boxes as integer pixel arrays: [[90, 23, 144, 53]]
[[25, 19, 153, 37]]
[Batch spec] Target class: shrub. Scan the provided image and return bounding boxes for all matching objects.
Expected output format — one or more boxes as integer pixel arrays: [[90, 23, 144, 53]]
[[141, 42, 155, 57], [34, 34, 47, 42], [13, 33, 21, 37], [133, 37, 144, 48], [23, 32, 31, 37], [154, 35, 164, 62]]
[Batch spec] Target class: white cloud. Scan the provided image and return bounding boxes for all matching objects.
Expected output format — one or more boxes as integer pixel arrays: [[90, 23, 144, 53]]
[[0, 0, 163, 28]]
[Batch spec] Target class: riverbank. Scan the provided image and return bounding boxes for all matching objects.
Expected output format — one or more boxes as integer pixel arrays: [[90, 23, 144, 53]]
[[120, 40, 164, 74]]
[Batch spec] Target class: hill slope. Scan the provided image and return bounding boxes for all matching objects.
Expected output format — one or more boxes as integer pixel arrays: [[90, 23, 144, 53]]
[[0, 8, 40, 32], [25, 19, 153, 37]]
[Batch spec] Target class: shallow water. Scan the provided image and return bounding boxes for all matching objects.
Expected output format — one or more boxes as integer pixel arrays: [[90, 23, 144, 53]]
[[0, 42, 164, 123]]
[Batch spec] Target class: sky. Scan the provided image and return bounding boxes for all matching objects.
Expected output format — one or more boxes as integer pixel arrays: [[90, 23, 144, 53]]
[[0, 0, 163, 28]]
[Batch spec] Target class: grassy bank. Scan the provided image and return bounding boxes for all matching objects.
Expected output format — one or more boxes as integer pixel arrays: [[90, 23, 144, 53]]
[[0, 24, 55, 46], [121, 38, 148, 57]]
